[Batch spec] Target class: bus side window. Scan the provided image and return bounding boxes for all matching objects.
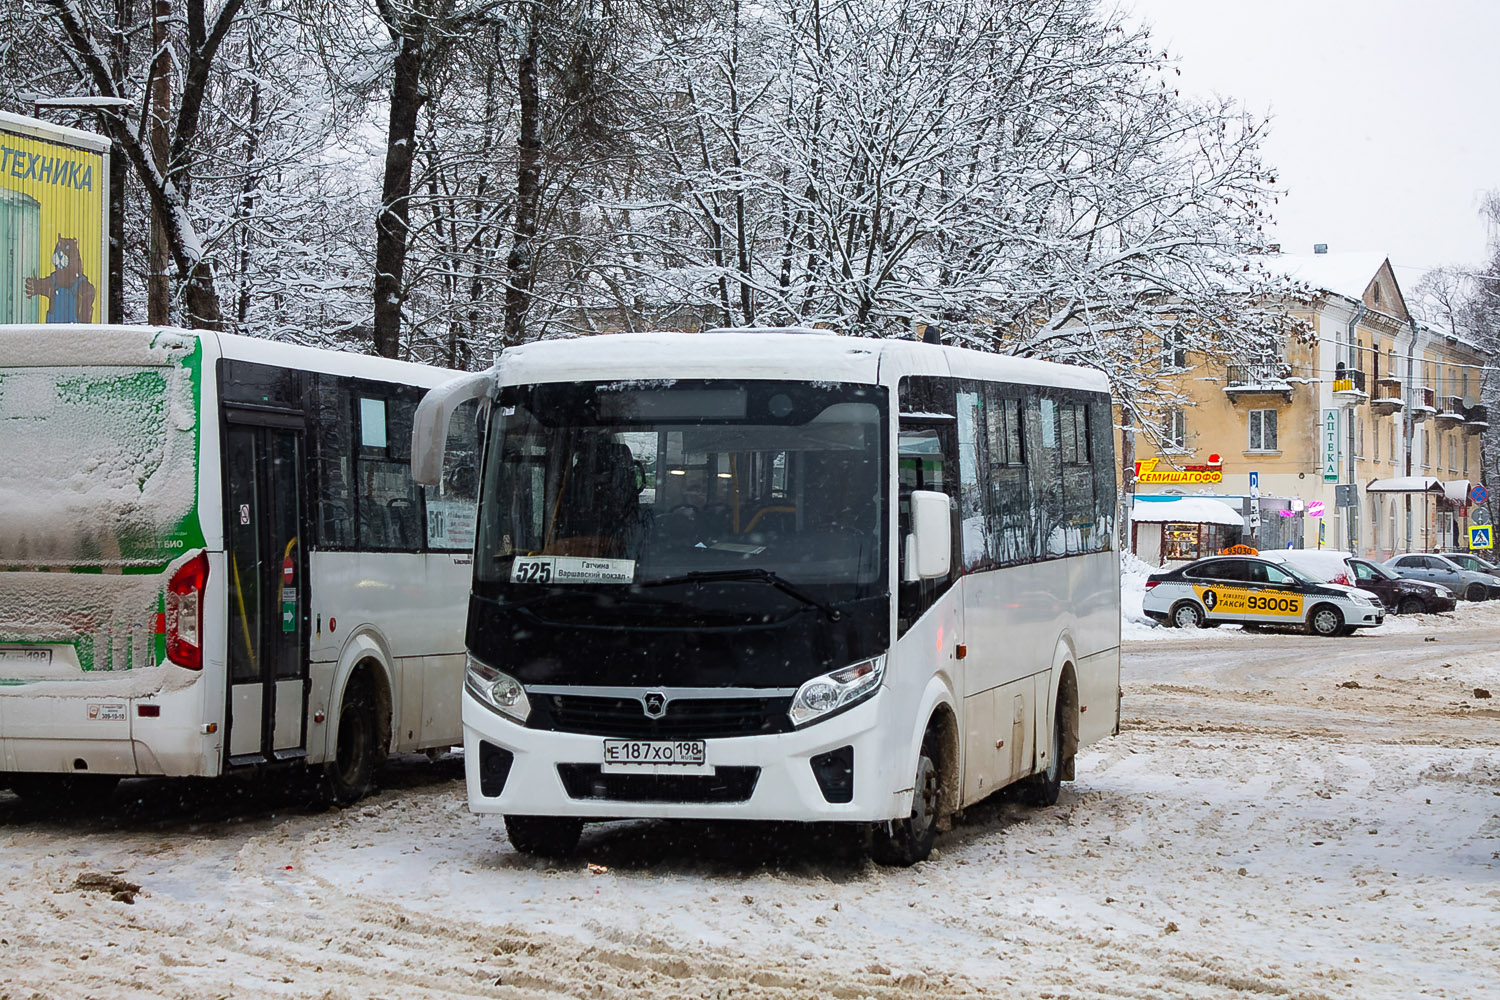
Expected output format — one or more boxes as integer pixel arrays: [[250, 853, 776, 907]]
[[897, 415, 958, 635], [311, 376, 353, 549], [425, 398, 481, 551], [983, 388, 1030, 566], [1028, 394, 1065, 559], [355, 386, 423, 551]]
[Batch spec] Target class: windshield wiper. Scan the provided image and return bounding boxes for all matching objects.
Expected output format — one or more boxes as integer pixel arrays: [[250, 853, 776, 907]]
[[640, 569, 844, 621]]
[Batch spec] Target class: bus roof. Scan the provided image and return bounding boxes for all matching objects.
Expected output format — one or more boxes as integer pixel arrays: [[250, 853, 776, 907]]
[[0, 325, 459, 388], [496, 331, 1111, 394]]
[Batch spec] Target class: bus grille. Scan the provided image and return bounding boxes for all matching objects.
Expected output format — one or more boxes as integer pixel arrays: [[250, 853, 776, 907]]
[[557, 764, 760, 803], [528, 694, 794, 739]]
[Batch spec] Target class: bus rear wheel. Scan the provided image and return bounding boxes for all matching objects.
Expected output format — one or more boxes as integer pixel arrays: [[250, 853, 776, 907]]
[[871, 740, 939, 867], [326, 679, 376, 805], [504, 815, 583, 857], [1019, 703, 1066, 807]]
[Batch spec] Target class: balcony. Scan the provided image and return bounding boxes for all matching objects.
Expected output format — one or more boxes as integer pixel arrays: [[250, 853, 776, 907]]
[[1434, 395, 1465, 430], [1464, 403, 1489, 435], [1370, 376, 1404, 416], [1224, 363, 1293, 403], [1409, 385, 1436, 422], [1331, 367, 1367, 403]]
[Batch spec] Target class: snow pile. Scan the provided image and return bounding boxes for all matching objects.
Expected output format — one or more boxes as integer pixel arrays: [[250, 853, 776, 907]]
[[1119, 551, 1160, 635]]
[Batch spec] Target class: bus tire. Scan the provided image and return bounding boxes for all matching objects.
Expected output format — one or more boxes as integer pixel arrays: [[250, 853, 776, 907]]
[[1306, 604, 1343, 637], [1019, 702, 1066, 807], [504, 815, 583, 857], [870, 738, 939, 867], [1170, 602, 1205, 629], [326, 679, 376, 805]]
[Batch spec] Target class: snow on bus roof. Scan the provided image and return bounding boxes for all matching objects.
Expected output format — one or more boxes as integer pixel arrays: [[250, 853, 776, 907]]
[[0, 326, 459, 387], [495, 331, 1110, 393]]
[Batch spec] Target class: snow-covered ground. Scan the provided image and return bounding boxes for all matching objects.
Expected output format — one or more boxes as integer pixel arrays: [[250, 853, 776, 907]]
[[2, 608, 1498, 998]]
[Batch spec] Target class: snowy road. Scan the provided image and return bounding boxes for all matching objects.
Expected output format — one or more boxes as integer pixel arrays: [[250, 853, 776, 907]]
[[3, 609, 1499, 1000]]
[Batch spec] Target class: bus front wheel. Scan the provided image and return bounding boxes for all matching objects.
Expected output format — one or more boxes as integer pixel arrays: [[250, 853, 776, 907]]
[[504, 815, 583, 857], [871, 741, 939, 867], [326, 679, 376, 805]]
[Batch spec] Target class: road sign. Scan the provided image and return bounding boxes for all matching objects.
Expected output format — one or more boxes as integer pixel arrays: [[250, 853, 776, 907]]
[[1307, 500, 1325, 517], [1473, 507, 1491, 526], [1472, 483, 1489, 505], [1249, 470, 1260, 498], [1470, 524, 1493, 550], [1334, 484, 1357, 508]]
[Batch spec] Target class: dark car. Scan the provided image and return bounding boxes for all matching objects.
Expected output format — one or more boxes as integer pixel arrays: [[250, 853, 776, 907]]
[[1344, 557, 1458, 614], [1263, 550, 1456, 614]]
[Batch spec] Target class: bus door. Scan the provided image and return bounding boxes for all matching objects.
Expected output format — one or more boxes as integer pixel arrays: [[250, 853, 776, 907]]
[[224, 417, 309, 767]]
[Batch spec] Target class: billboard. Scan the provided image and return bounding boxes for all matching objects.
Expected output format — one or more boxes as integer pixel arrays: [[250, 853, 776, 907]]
[[0, 111, 110, 324]]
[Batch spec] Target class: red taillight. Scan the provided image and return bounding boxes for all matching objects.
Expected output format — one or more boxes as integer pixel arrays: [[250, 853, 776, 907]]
[[166, 552, 209, 670], [1144, 579, 1160, 590]]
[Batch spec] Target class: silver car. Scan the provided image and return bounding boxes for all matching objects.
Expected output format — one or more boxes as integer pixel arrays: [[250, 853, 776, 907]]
[[1383, 553, 1500, 601], [1438, 551, 1500, 581]]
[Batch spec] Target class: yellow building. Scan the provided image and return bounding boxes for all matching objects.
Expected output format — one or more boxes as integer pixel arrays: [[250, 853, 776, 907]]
[[1126, 252, 1487, 561]]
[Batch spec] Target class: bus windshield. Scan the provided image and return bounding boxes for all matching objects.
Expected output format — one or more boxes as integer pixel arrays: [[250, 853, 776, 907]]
[[476, 380, 886, 598]]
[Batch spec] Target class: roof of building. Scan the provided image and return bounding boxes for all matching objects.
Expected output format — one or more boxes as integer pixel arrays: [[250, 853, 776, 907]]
[[1366, 476, 1445, 493], [1263, 251, 1391, 304]]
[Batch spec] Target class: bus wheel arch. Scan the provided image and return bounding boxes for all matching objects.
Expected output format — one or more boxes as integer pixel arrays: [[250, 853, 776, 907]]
[[872, 703, 955, 867], [325, 640, 395, 804]]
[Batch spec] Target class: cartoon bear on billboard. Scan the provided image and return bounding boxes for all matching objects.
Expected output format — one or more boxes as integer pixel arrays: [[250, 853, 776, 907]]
[[25, 235, 96, 323]]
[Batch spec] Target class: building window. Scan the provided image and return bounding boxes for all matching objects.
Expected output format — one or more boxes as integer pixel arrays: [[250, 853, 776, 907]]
[[1161, 330, 1187, 370], [1373, 420, 1380, 462], [1464, 439, 1471, 476], [1389, 424, 1396, 465], [1422, 430, 1430, 469], [1449, 437, 1458, 473], [1354, 414, 1365, 458], [1248, 409, 1277, 451], [1163, 407, 1186, 450]]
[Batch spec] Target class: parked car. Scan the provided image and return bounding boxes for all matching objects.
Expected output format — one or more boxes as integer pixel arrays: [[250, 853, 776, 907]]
[[1143, 554, 1385, 636], [1383, 553, 1500, 601], [1438, 551, 1500, 581], [1263, 549, 1457, 614]]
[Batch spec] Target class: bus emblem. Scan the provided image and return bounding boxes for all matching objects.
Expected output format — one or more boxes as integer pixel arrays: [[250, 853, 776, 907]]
[[642, 692, 667, 718]]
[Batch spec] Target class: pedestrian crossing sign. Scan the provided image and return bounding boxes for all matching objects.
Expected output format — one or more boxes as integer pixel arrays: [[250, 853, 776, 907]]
[[1471, 525, 1493, 550]]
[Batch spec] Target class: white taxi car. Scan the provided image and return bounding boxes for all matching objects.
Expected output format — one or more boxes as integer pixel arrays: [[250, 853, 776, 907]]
[[1142, 554, 1384, 636]]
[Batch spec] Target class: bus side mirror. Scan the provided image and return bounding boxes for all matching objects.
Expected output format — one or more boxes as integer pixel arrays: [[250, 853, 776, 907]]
[[412, 372, 493, 486], [904, 490, 951, 582]]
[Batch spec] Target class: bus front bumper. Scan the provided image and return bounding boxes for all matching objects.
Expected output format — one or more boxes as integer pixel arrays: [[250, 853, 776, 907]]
[[461, 685, 911, 823]]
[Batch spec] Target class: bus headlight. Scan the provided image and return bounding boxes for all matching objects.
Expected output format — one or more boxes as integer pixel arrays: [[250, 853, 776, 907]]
[[789, 655, 885, 727], [466, 654, 530, 724]]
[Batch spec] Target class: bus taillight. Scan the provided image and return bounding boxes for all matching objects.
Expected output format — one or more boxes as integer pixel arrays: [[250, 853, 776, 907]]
[[166, 552, 209, 670]]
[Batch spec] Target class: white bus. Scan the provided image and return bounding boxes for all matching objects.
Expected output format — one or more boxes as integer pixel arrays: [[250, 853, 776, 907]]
[[0, 325, 478, 803], [413, 329, 1120, 865]]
